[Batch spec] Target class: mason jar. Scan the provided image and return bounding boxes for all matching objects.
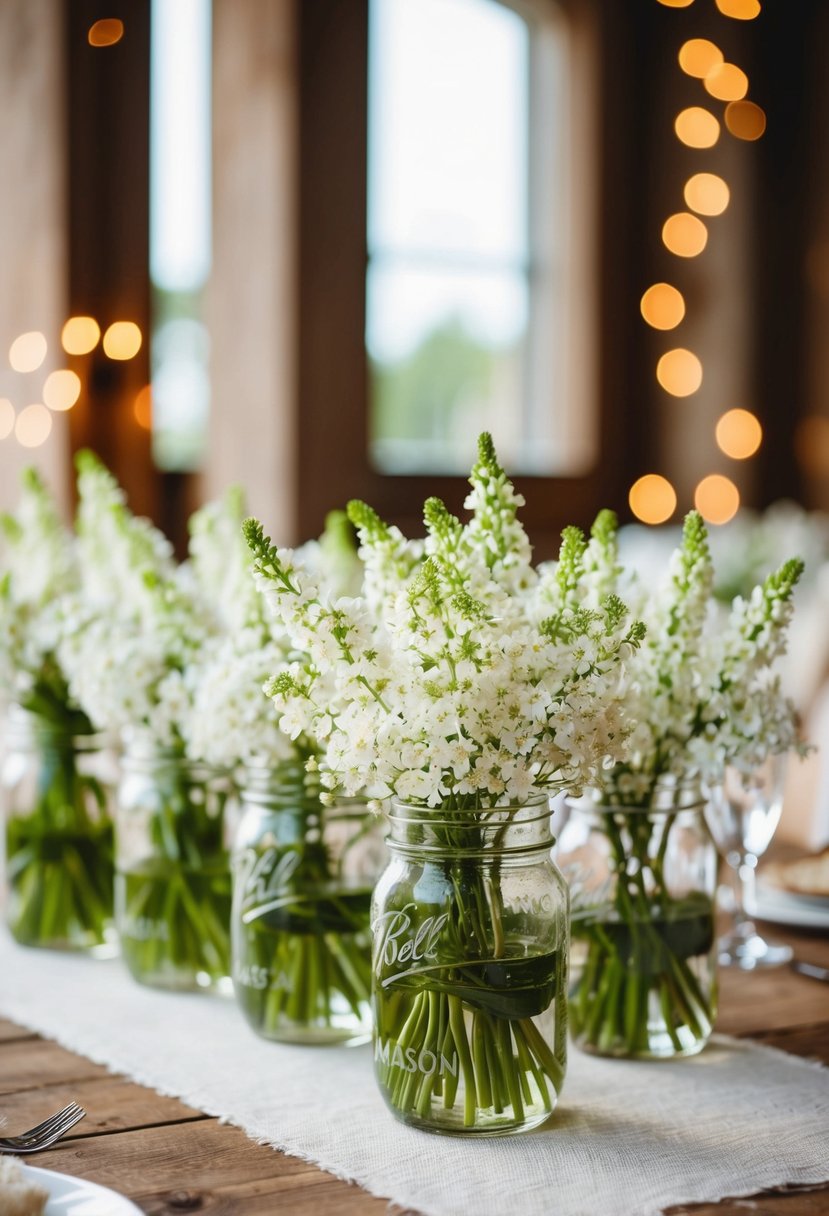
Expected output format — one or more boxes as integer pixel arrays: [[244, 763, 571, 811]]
[[372, 797, 569, 1136], [115, 743, 233, 991], [1, 706, 116, 953], [231, 763, 384, 1045], [556, 780, 718, 1059]]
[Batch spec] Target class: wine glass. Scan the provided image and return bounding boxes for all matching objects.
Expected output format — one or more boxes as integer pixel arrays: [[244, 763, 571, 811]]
[[704, 754, 793, 969]]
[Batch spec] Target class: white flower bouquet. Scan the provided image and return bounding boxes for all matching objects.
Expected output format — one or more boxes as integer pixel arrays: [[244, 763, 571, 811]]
[[559, 509, 804, 1058], [0, 468, 114, 952], [58, 454, 234, 989], [245, 434, 644, 1130], [189, 502, 380, 1043]]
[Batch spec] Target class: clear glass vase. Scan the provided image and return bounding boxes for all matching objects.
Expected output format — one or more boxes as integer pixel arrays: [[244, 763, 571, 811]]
[[1, 707, 116, 953], [231, 763, 384, 1045], [372, 798, 569, 1136], [115, 744, 233, 991], [556, 780, 718, 1059]]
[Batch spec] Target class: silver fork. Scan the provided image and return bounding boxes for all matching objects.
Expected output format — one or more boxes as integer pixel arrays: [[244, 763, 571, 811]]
[[0, 1102, 86, 1153]]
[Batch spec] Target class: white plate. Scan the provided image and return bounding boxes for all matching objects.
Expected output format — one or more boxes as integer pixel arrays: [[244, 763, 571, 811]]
[[18, 1163, 144, 1215], [750, 880, 829, 930]]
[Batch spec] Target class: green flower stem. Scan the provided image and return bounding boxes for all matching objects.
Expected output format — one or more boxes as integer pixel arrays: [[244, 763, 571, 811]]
[[232, 825, 373, 1043], [117, 764, 230, 990], [374, 842, 565, 1132], [5, 731, 113, 952], [569, 812, 715, 1057]]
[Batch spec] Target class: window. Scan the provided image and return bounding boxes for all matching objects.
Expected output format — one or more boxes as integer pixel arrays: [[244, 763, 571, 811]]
[[366, 0, 592, 476], [150, 0, 212, 472]]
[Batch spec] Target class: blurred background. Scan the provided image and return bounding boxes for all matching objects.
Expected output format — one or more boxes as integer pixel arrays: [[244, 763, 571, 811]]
[[4, 0, 829, 845], [3, 0, 829, 548]]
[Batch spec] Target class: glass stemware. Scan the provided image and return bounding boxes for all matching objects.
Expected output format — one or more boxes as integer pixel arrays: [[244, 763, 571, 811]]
[[705, 755, 793, 969]]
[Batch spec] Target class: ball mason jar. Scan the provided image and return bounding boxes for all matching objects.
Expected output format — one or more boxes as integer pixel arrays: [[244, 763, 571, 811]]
[[372, 797, 569, 1136], [556, 780, 718, 1059], [115, 743, 233, 992], [1, 706, 116, 953], [231, 763, 384, 1045]]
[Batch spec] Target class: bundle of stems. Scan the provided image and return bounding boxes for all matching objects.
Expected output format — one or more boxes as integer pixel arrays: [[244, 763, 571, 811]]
[[233, 796, 375, 1042], [5, 716, 113, 951], [117, 761, 231, 989], [374, 812, 566, 1133], [568, 810, 715, 1057]]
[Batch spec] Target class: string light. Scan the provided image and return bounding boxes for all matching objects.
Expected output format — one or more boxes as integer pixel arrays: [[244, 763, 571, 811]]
[[683, 173, 730, 216], [678, 39, 724, 78], [43, 370, 82, 412], [694, 474, 740, 524], [9, 332, 47, 373], [674, 107, 720, 149], [656, 348, 703, 396], [662, 212, 708, 257], [133, 385, 153, 430], [715, 409, 762, 459], [103, 321, 142, 361], [629, 474, 677, 524], [704, 63, 749, 101], [725, 100, 766, 141], [88, 19, 124, 47], [640, 283, 686, 330], [15, 404, 52, 448], [715, 0, 761, 18], [61, 316, 100, 356], [0, 398, 14, 440]]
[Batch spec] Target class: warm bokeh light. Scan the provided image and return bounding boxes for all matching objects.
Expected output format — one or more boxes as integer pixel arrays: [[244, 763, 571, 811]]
[[15, 403, 52, 448], [656, 0, 695, 7], [61, 316, 100, 355], [704, 63, 749, 102], [662, 213, 708, 258], [133, 385, 153, 431], [629, 475, 677, 525], [725, 100, 767, 141], [678, 39, 724, 78], [715, 0, 761, 18], [674, 107, 720, 149], [794, 416, 829, 477], [88, 18, 124, 47], [0, 398, 14, 440], [43, 369, 82, 412], [684, 173, 730, 217], [9, 331, 47, 373], [103, 321, 142, 361], [640, 283, 686, 330], [715, 409, 763, 459], [694, 474, 740, 525], [656, 348, 703, 397]]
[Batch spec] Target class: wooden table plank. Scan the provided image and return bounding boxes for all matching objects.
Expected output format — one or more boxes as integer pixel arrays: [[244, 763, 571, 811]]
[[0, 1072, 205, 1139], [28, 1120, 391, 1216]]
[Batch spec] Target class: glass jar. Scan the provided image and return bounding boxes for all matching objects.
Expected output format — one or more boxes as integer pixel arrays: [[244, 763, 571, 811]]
[[231, 763, 384, 1045], [556, 780, 718, 1059], [372, 798, 568, 1136], [115, 744, 233, 992], [1, 707, 116, 953]]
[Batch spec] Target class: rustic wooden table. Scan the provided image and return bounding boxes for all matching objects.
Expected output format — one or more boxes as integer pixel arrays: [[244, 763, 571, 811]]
[[2, 918, 827, 1216]]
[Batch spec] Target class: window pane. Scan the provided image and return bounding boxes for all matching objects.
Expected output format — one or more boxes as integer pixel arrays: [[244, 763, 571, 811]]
[[368, 261, 539, 474], [368, 0, 528, 261], [150, 0, 211, 472]]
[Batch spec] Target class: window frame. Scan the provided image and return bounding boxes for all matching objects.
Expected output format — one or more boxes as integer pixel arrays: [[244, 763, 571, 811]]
[[296, 0, 619, 557]]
